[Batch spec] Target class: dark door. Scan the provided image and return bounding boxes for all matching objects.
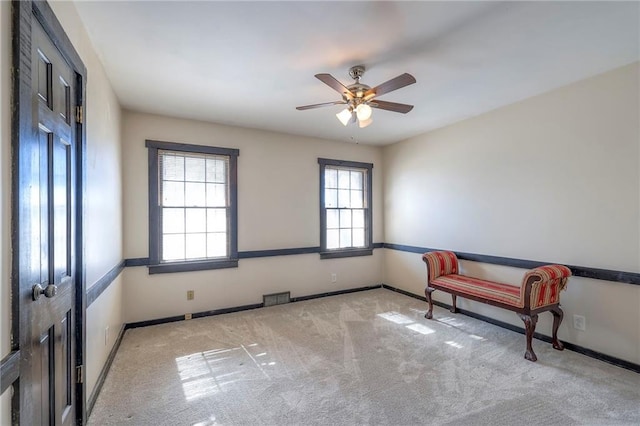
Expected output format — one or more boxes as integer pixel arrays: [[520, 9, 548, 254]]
[[17, 16, 78, 426]]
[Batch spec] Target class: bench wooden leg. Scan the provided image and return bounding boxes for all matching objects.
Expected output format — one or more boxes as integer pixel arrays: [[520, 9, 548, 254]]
[[450, 294, 459, 314], [424, 287, 435, 319], [551, 306, 565, 351], [519, 314, 539, 362]]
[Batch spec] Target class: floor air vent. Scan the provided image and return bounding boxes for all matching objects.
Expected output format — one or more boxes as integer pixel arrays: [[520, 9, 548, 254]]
[[263, 291, 291, 307]]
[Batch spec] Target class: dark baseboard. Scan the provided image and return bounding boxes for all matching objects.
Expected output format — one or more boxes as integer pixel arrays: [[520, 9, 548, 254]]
[[382, 284, 640, 374], [87, 324, 126, 418], [192, 303, 263, 319], [125, 314, 187, 329], [125, 285, 383, 330], [292, 285, 381, 302]]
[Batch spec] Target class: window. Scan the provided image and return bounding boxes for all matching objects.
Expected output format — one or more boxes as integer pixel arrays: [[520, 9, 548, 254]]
[[146, 140, 239, 274], [318, 158, 373, 259]]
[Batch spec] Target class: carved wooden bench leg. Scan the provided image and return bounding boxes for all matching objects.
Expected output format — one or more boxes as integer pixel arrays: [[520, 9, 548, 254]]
[[424, 287, 435, 319], [519, 314, 539, 362], [551, 306, 565, 351], [450, 294, 459, 313]]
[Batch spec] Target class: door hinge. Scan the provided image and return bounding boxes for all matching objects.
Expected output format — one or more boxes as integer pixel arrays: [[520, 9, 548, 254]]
[[76, 365, 84, 384], [75, 106, 83, 124]]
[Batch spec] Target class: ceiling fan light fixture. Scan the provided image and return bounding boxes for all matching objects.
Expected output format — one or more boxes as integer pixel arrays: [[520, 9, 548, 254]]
[[336, 108, 353, 126], [358, 117, 373, 128], [356, 103, 372, 121]]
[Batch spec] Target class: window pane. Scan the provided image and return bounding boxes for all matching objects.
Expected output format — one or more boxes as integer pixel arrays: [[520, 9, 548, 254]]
[[352, 209, 365, 228], [185, 208, 206, 233], [206, 158, 227, 183], [353, 228, 365, 247], [339, 209, 351, 228], [162, 181, 184, 206], [325, 169, 337, 188], [207, 208, 227, 232], [215, 159, 226, 183], [350, 171, 363, 190], [206, 183, 227, 207], [326, 229, 339, 249], [325, 189, 337, 208], [351, 190, 363, 208], [207, 233, 227, 257], [163, 234, 185, 261], [338, 170, 350, 189], [338, 189, 350, 208], [185, 182, 206, 206], [163, 208, 184, 234], [185, 233, 207, 259], [162, 154, 184, 181], [326, 209, 339, 229], [185, 157, 206, 182], [339, 229, 352, 248]]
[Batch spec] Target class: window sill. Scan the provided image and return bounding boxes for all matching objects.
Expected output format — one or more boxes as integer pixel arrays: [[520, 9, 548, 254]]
[[148, 259, 238, 274], [320, 248, 373, 259]]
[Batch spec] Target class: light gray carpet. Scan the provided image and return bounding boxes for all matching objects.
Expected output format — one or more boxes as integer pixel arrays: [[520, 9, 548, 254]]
[[89, 288, 640, 425]]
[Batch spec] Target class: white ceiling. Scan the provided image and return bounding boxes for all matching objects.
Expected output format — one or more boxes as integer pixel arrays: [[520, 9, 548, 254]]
[[74, 1, 639, 146]]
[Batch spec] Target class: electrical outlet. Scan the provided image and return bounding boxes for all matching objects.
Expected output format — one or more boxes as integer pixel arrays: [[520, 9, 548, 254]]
[[573, 314, 586, 331], [331, 273, 337, 283], [185, 313, 192, 320], [104, 326, 109, 346], [187, 290, 194, 300]]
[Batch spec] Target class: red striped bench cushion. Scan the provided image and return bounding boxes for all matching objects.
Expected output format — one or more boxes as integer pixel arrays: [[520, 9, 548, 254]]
[[431, 274, 523, 308]]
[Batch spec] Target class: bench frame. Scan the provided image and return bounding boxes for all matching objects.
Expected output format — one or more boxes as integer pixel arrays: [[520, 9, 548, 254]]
[[423, 252, 569, 362]]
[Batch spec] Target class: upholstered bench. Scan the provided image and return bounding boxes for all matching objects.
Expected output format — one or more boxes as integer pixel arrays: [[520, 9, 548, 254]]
[[422, 251, 572, 362]]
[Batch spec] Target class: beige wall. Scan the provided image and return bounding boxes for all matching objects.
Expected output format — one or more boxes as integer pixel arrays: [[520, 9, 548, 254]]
[[1, 0, 12, 422], [383, 63, 640, 363], [122, 111, 384, 323]]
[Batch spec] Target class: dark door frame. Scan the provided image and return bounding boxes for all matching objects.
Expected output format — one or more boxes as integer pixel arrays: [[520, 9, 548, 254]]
[[8, 0, 87, 424]]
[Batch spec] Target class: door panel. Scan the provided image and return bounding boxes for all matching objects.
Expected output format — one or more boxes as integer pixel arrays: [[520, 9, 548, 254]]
[[24, 18, 77, 426]]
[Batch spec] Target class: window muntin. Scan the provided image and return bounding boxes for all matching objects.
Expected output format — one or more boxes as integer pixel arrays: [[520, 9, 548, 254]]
[[319, 158, 373, 258], [146, 140, 238, 273]]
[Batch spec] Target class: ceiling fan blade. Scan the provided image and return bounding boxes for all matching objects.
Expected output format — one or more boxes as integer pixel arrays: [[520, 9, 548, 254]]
[[315, 74, 354, 99], [370, 100, 414, 114], [364, 73, 416, 99], [296, 101, 347, 111]]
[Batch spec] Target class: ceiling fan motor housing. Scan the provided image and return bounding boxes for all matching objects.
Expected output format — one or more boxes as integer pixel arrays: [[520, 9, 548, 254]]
[[349, 65, 366, 81]]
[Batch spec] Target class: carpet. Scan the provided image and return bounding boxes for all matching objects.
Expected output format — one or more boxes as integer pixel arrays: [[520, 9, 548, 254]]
[[89, 288, 640, 425]]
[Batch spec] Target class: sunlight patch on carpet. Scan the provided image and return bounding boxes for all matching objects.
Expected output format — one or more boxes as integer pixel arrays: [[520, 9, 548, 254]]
[[406, 323, 435, 335], [377, 311, 414, 324]]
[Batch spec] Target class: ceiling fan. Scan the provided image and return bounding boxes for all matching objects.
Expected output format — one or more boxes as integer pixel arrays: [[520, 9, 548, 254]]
[[296, 65, 416, 128]]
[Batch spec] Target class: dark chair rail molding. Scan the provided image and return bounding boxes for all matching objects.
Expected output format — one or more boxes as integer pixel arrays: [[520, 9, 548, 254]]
[[382, 243, 640, 286], [124, 243, 385, 266], [1, 350, 20, 394], [86, 260, 126, 307], [107, 242, 638, 303]]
